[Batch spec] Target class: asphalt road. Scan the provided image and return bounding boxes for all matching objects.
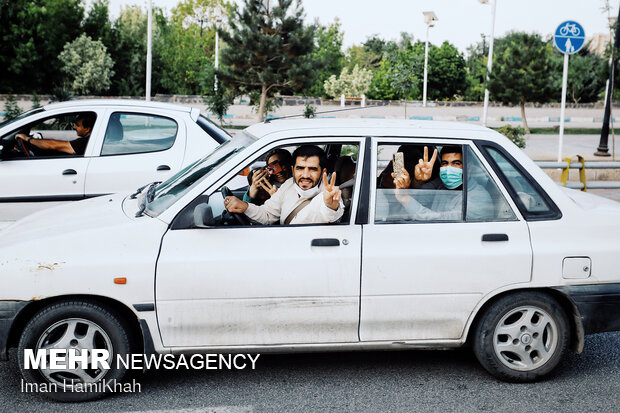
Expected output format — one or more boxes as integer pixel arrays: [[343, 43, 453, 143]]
[[1, 331, 619, 412]]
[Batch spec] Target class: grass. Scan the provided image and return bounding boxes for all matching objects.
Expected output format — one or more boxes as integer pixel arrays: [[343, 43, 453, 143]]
[[525, 128, 602, 135]]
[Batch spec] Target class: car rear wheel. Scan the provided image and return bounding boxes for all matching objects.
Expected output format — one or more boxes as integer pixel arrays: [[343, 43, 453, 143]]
[[472, 292, 569, 382], [17, 300, 132, 401]]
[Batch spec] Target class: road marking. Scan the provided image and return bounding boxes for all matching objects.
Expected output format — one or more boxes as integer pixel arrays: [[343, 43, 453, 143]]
[[125, 407, 254, 413]]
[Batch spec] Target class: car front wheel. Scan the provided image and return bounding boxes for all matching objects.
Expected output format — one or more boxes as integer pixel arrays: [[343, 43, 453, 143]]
[[17, 300, 132, 401], [472, 292, 569, 382]]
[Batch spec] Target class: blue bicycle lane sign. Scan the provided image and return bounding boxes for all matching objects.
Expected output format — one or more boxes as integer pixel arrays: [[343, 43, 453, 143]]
[[554, 21, 585, 54]]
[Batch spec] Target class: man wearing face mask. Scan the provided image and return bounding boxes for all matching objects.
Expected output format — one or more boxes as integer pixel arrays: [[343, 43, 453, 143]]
[[224, 145, 343, 225], [394, 145, 492, 221]]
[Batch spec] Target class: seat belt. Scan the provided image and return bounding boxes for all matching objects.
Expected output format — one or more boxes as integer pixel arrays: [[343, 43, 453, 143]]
[[284, 198, 312, 225]]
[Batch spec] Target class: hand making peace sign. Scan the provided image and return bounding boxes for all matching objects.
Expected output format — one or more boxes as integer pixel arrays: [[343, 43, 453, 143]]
[[322, 170, 341, 211], [413, 146, 438, 184]]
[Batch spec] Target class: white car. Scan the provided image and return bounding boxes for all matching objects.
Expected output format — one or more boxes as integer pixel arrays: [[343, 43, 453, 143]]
[[1, 119, 620, 401], [0, 99, 229, 222]]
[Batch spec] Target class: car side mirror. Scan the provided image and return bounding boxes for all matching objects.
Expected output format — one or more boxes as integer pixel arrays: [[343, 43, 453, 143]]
[[193, 203, 215, 228]]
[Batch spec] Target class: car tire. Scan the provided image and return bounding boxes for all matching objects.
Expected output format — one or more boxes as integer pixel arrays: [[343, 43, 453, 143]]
[[17, 300, 132, 402], [472, 292, 569, 382]]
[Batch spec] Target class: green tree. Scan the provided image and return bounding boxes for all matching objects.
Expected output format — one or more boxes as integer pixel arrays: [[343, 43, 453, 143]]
[[107, 5, 148, 96], [218, 0, 315, 120], [389, 60, 418, 118], [31, 92, 41, 110], [323, 65, 373, 98], [367, 38, 465, 102], [3, 95, 22, 121], [203, 70, 234, 124], [463, 39, 487, 101], [553, 47, 606, 103], [82, 0, 114, 48], [158, 0, 229, 95], [58, 34, 115, 95], [366, 37, 419, 100], [0, 0, 84, 93], [425, 41, 467, 100], [488, 32, 555, 133], [303, 19, 345, 97]]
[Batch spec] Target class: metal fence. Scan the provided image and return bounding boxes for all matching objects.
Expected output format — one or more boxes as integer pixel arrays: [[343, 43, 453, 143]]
[[535, 160, 620, 190]]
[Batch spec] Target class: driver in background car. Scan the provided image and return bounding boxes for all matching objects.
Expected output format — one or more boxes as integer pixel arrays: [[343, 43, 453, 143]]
[[224, 145, 343, 225], [243, 148, 293, 206], [394, 145, 493, 220], [16, 114, 95, 156]]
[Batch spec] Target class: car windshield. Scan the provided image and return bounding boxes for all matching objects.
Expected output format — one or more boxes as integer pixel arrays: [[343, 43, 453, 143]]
[[145, 131, 257, 217], [0, 108, 45, 128]]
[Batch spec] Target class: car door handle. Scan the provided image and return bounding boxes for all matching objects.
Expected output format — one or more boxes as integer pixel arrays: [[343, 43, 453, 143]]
[[62, 169, 77, 175], [311, 238, 340, 247], [482, 233, 509, 242], [157, 165, 171, 171]]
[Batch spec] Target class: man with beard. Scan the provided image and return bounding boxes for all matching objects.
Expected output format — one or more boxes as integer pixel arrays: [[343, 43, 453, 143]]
[[224, 145, 343, 225]]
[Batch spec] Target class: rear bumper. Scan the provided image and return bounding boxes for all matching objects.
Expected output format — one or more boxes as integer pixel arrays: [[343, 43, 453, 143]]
[[0, 301, 28, 360], [554, 283, 620, 335]]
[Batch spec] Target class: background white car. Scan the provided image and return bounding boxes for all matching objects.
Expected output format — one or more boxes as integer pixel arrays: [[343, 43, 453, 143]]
[[2, 119, 620, 401], [0, 99, 229, 222]]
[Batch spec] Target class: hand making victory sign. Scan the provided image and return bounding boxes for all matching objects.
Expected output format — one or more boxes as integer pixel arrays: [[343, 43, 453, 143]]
[[322, 170, 341, 211], [414, 146, 438, 184]]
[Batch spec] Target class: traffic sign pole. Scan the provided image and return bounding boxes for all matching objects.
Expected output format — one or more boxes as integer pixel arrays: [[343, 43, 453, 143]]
[[558, 53, 569, 162], [553, 21, 585, 162]]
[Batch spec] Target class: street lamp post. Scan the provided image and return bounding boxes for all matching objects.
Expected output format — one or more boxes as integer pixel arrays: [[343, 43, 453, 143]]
[[146, 0, 152, 101], [422, 11, 438, 108], [214, 16, 221, 92], [479, 0, 496, 126]]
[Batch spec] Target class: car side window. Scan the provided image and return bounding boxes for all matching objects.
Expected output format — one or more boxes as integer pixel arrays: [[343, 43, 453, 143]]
[[466, 147, 516, 221], [375, 143, 516, 223], [172, 142, 360, 229], [101, 113, 178, 156], [485, 147, 554, 216], [0, 111, 96, 159]]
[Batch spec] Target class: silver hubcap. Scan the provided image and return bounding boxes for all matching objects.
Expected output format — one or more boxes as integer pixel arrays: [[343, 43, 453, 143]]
[[36, 318, 113, 388], [493, 306, 558, 371]]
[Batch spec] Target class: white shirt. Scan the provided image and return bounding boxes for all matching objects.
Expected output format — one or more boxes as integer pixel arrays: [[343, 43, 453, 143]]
[[244, 178, 344, 225]]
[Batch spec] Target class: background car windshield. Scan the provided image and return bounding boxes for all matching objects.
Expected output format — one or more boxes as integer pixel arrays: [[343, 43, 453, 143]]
[[146, 131, 256, 216]]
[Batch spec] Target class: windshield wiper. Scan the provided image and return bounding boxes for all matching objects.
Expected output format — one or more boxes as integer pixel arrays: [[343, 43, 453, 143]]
[[130, 182, 155, 199], [135, 181, 161, 217]]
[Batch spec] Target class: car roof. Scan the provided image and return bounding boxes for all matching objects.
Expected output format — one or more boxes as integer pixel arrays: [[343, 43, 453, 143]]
[[244, 118, 504, 144], [43, 99, 195, 114]]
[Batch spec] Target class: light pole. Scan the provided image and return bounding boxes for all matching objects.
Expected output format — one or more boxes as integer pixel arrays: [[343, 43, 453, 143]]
[[145, 0, 152, 101], [214, 16, 221, 92], [422, 11, 438, 107], [478, 0, 496, 126]]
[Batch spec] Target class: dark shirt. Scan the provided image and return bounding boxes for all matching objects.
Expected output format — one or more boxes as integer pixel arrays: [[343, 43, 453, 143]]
[[70, 137, 89, 156]]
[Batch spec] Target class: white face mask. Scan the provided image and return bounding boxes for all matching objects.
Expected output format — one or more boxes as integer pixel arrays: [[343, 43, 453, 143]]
[[294, 180, 322, 199]]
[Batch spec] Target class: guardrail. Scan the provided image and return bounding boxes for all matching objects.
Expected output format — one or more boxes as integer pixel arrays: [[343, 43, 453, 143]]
[[535, 158, 620, 190]]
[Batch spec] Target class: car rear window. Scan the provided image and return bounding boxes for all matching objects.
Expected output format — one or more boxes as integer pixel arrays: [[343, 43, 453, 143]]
[[197, 115, 231, 145]]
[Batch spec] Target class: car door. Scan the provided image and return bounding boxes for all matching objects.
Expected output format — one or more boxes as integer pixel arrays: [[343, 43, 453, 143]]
[[155, 138, 364, 347], [84, 110, 186, 196], [360, 138, 532, 342], [0, 110, 100, 220]]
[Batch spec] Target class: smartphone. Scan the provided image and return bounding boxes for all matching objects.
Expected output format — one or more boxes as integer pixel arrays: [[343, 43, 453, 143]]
[[265, 162, 283, 176], [392, 152, 404, 178]]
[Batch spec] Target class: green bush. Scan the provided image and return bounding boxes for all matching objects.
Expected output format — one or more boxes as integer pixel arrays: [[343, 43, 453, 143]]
[[3, 94, 22, 121], [303, 103, 316, 119], [497, 124, 527, 148]]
